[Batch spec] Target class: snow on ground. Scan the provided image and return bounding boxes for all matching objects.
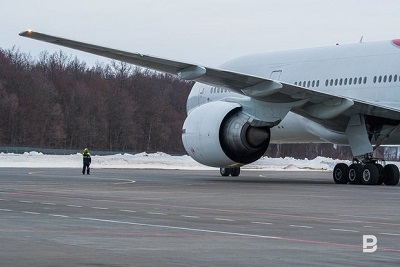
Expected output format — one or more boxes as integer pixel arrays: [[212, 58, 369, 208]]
[[0, 151, 358, 171]]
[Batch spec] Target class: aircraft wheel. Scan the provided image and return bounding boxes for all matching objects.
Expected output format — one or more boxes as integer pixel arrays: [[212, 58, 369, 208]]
[[348, 164, 363, 184], [220, 168, 231, 177], [333, 163, 348, 184], [383, 164, 400, 186], [375, 164, 384, 185], [231, 167, 240, 177], [362, 163, 379, 185]]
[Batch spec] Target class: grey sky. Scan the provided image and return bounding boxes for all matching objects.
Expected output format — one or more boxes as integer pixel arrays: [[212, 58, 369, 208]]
[[2, 0, 400, 67]]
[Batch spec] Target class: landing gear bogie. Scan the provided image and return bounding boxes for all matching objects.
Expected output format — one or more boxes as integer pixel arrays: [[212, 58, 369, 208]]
[[333, 160, 399, 186]]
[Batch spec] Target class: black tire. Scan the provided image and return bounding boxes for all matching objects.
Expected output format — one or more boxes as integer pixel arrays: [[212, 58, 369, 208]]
[[375, 164, 384, 185], [231, 167, 240, 177], [220, 168, 231, 177], [362, 163, 379, 185], [383, 164, 400, 186], [333, 163, 348, 184], [348, 164, 363, 184]]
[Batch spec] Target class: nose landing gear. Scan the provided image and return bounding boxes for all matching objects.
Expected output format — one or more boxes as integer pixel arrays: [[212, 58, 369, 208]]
[[220, 167, 241, 177]]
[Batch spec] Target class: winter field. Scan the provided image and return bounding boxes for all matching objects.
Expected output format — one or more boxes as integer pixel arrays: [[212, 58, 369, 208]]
[[1, 151, 399, 171]]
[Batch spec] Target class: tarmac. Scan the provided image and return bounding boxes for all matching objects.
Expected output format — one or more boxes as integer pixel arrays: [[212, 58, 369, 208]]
[[0, 168, 399, 266]]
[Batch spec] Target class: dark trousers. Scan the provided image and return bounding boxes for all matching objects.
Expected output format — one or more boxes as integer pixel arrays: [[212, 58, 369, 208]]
[[82, 163, 90, 174]]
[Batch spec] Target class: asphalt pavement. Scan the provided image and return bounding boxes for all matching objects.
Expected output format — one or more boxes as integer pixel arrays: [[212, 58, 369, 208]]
[[0, 168, 399, 266]]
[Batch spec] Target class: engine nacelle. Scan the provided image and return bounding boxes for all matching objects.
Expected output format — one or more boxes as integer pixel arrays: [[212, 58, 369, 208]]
[[182, 101, 270, 167]]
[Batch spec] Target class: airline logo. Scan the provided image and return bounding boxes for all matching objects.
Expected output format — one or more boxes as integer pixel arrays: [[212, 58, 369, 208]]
[[391, 39, 400, 47]]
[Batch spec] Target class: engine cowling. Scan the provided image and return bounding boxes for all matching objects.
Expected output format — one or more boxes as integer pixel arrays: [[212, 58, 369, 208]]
[[182, 101, 270, 167]]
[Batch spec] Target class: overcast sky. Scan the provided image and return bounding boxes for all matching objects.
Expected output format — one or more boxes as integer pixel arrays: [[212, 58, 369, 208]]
[[2, 0, 400, 67]]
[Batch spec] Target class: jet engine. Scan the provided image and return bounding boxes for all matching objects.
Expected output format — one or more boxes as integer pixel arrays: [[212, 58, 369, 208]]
[[182, 101, 270, 167]]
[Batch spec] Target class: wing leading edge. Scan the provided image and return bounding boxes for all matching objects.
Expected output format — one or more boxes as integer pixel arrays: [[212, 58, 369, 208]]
[[19, 30, 400, 127]]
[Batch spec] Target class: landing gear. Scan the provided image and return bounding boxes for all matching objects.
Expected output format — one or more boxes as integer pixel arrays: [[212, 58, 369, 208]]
[[333, 114, 400, 186], [333, 156, 399, 186], [220, 167, 241, 177]]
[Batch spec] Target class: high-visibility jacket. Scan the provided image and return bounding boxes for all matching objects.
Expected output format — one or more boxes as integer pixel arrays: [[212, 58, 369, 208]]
[[83, 152, 91, 164]]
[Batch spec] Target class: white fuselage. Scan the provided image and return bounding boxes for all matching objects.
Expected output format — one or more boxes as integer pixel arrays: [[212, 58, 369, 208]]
[[187, 40, 400, 145]]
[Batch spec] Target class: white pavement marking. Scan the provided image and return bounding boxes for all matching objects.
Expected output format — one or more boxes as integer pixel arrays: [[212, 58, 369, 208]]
[[91, 207, 109, 210], [41, 202, 56, 205], [289, 225, 314, 229], [0, 209, 12, 212], [181, 215, 200, 218], [339, 214, 391, 220], [67, 205, 83, 208], [19, 201, 33, 203], [49, 214, 69, 218], [363, 225, 379, 228], [251, 222, 273, 225], [78, 217, 281, 240], [379, 232, 400, 236], [147, 212, 166, 215], [120, 210, 137, 213], [113, 180, 136, 185], [330, 228, 359, 233], [22, 211, 40, 215], [214, 218, 235, 222]]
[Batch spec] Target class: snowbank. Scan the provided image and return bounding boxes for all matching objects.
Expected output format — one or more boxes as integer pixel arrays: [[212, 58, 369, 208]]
[[0, 151, 367, 171]]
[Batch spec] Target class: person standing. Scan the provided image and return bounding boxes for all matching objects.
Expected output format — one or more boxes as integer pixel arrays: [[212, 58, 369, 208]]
[[82, 148, 91, 175]]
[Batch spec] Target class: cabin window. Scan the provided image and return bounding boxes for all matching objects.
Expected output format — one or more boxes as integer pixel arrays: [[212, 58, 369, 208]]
[[316, 80, 320, 87], [378, 76, 382, 83], [395, 75, 398, 82], [389, 75, 393, 82], [384, 75, 387, 83]]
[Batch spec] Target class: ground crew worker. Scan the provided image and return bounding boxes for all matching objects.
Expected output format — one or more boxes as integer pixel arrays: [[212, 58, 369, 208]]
[[82, 148, 91, 175]]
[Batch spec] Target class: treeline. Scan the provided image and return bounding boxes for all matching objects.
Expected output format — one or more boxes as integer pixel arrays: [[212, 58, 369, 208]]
[[0, 47, 398, 160], [0, 47, 192, 152]]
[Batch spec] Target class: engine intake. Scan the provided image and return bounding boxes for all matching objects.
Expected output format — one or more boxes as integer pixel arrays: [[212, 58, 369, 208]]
[[182, 101, 270, 167]]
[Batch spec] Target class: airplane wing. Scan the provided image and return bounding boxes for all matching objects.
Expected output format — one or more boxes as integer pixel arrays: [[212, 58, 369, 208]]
[[20, 30, 400, 131], [19, 30, 266, 91]]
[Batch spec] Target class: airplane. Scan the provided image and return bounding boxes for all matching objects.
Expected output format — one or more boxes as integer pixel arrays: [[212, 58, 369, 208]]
[[19, 30, 400, 186]]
